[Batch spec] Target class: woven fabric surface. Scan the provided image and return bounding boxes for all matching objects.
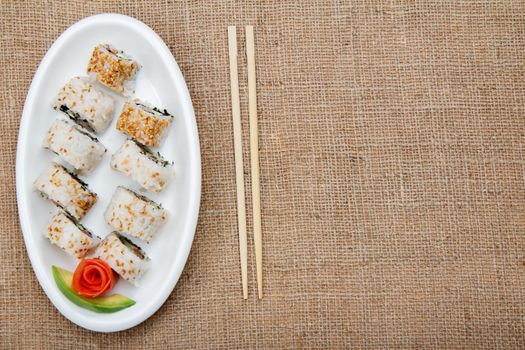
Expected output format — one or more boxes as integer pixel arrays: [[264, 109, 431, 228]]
[[1, 0, 524, 348]]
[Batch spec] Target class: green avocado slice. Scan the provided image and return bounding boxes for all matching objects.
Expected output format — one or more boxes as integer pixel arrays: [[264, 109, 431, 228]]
[[52, 265, 136, 313]]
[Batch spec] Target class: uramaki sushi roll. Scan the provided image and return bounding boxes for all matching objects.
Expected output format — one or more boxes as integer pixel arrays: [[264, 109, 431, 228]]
[[104, 186, 167, 243], [116, 99, 173, 147], [43, 119, 107, 173], [110, 140, 175, 193], [87, 44, 140, 96], [45, 210, 99, 260], [33, 163, 97, 219], [53, 76, 115, 133], [95, 232, 150, 286]]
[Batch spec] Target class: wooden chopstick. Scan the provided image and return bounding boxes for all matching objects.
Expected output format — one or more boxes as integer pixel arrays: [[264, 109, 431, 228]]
[[246, 25, 263, 299], [228, 26, 248, 299]]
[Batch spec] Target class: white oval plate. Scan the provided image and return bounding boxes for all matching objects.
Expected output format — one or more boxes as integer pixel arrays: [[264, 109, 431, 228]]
[[16, 14, 201, 332]]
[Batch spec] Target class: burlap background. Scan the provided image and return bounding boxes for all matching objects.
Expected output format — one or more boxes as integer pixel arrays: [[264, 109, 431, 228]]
[[1, 1, 524, 349]]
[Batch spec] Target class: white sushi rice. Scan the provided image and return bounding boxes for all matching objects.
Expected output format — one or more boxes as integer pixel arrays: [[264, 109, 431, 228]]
[[95, 232, 150, 286], [116, 99, 173, 147], [105, 186, 167, 242], [53, 76, 115, 133], [33, 163, 97, 219], [43, 119, 107, 173], [110, 140, 175, 193], [87, 44, 140, 97], [45, 210, 99, 260]]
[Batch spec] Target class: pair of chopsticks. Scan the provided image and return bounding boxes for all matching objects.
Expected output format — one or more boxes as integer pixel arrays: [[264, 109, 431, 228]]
[[228, 25, 263, 299]]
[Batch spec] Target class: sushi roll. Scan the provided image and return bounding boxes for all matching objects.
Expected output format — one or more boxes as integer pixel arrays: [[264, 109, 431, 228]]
[[53, 76, 115, 133], [87, 44, 140, 96], [33, 163, 97, 219], [105, 186, 167, 242], [43, 119, 107, 173], [110, 140, 175, 193], [45, 210, 99, 259], [95, 232, 150, 286], [116, 99, 173, 147]]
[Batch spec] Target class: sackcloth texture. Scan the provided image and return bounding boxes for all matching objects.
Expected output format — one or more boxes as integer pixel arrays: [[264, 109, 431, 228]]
[[1, 1, 524, 349]]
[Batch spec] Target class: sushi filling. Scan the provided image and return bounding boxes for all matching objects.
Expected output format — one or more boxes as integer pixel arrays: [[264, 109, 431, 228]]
[[121, 186, 163, 210], [134, 101, 173, 118], [39, 191, 50, 201], [38, 190, 71, 214], [69, 122, 100, 143], [55, 118, 102, 143], [103, 44, 134, 61], [117, 234, 146, 259], [39, 191, 63, 211], [57, 105, 95, 133], [57, 164, 91, 191], [62, 210, 96, 239], [131, 140, 172, 167]]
